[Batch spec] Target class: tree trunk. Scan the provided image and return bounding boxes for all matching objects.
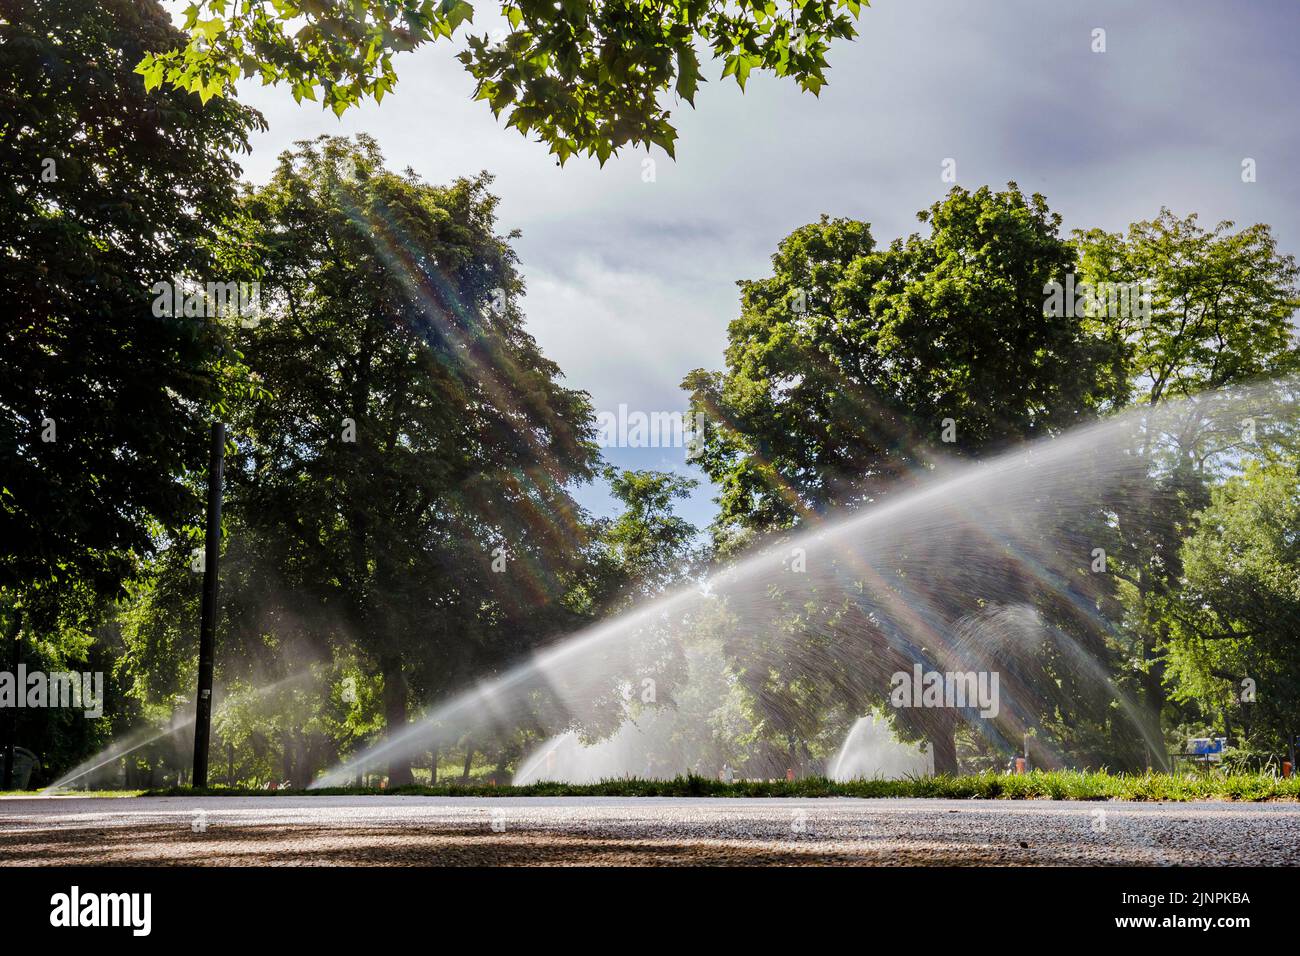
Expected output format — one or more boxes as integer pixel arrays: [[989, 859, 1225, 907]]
[[461, 743, 474, 784], [382, 659, 414, 786], [929, 715, 959, 776], [430, 746, 438, 785], [291, 739, 315, 790], [282, 731, 294, 785], [1140, 626, 1169, 768]]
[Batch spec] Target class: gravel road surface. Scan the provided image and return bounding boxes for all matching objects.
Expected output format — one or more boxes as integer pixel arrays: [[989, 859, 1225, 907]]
[[2, 795, 1296, 866]]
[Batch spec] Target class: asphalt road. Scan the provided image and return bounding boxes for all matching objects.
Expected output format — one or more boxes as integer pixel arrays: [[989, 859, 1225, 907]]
[[2, 795, 1297, 866]]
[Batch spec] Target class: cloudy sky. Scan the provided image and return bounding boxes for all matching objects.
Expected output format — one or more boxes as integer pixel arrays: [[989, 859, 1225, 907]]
[[229, 0, 1300, 528]]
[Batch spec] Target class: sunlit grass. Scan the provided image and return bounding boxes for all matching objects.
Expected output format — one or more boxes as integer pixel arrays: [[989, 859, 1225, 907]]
[[0, 789, 144, 798], [132, 770, 1300, 801]]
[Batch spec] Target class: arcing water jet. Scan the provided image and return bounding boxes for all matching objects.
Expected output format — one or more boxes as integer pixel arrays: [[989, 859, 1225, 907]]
[[313, 379, 1296, 786]]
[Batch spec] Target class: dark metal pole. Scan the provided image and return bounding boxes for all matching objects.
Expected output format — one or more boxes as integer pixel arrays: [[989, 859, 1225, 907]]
[[191, 421, 225, 789]]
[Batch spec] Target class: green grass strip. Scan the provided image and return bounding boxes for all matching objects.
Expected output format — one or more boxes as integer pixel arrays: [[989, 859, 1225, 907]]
[[131, 770, 1300, 801]]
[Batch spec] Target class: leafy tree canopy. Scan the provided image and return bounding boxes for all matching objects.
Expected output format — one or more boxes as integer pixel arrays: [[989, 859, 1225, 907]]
[[136, 0, 865, 162], [685, 184, 1110, 546], [576, 466, 699, 611], [0, 0, 262, 614], [1165, 457, 1300, 750], [1074, 209, 1300, 408]]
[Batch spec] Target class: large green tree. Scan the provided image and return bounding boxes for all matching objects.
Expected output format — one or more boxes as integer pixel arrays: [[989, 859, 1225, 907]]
[[1164, 458, 1300, 755], [218, 135, 598, 785], [683, 185, 1115, 773], [0, 0, 262, 784], [1073, 211, 1300, 758], [136, 0, 865, 161]]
